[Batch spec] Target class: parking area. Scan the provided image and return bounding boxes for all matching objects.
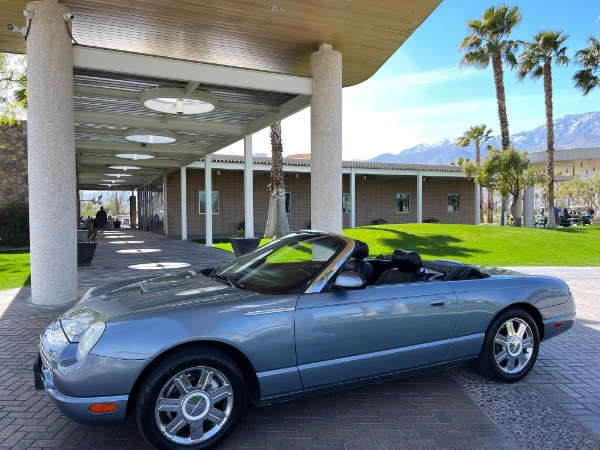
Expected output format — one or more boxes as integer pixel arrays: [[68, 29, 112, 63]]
[[1, 231, 599, 449]]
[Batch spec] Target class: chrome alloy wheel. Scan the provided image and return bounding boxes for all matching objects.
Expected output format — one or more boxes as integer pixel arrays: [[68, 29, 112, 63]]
[[155, 366, 234, 445], [494, 318, 535, 374]]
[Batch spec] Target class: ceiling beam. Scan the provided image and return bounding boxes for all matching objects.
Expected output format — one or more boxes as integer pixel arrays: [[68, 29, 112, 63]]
[[74, 126, 226, 143], [76, 140, 208, 157], [73, 47, 313, 95], [74, 110, 246, 135], [77, 155, 183, 168], [73, 85, 281, 113]]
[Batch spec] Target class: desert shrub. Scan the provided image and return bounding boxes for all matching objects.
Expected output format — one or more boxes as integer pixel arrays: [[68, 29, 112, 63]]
[[0, 202, 29, 247]]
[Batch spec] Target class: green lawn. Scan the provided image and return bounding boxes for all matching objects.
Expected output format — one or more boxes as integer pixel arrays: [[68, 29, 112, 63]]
[[210, 224, 600, 267], [2, 224, 599, 292], [0, 250, 31, 290]]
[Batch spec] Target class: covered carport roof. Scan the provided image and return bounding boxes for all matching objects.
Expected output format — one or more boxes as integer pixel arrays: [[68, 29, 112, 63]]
[[528, 147, 600, 179], [0, 0, 442, 190]]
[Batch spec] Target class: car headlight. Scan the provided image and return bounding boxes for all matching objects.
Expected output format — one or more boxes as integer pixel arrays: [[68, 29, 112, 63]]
[[75, 322, 106, 361]]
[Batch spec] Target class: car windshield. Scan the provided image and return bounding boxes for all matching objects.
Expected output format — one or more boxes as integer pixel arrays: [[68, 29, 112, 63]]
[[213, 232, 347, 294]]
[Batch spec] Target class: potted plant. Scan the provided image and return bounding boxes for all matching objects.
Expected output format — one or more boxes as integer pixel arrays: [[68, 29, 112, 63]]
[[229, 227, 261, 257], [77, 222, 98, 266]]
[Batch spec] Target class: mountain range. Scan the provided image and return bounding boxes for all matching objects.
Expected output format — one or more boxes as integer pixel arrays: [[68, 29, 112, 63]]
[[368, 111, 600, 165]]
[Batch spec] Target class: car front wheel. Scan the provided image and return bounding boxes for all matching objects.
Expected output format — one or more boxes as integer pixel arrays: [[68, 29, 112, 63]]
[[475, 309, 539, 383], [136, 347, 246, 450]]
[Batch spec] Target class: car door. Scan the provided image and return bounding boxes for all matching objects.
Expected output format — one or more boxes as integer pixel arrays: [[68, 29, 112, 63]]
[[295, 282, 457, 389]]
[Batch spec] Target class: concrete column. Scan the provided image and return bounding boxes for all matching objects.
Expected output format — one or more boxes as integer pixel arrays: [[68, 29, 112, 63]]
[[27, 0, 76, 305], [523, 187, 535, 228], [350, 168, 356, 229], [474, 182, 481, 225], [417, 174, 423, 223], [244, 135, 255, 238], [310, 43, 342, 233], [163, 174, 168, 235], [180, 166, 187, 240], [205, 156, 213, 247], [514, 190, 524, 227]]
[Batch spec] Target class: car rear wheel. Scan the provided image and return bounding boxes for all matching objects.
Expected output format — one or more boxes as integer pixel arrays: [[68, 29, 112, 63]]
[[475, 309, 539, 383], [135, 347, 246, 450]]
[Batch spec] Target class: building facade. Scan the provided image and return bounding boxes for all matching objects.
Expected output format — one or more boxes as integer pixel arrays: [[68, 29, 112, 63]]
[[136, 155, 476, 238]]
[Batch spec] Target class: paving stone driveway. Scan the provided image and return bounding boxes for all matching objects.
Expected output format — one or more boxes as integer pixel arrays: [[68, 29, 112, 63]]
[[1, 232, 599, 449]]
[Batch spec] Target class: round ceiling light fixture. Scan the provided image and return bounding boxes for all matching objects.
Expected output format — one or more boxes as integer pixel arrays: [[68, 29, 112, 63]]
[[115, 153, 155, 160], [123, 128, 178, 144], [101, 179, 126, 183], [140, 87, 219, 115], [104, 173, 133, 177], [269, 5, 281, 12], [108, 165, 141, 171]]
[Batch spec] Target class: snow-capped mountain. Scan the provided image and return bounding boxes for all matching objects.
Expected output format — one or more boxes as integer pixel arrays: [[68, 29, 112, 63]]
[[368, 111, 600, 165]]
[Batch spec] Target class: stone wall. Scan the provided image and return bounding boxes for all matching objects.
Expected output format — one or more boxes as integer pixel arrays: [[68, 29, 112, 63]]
[[0, 122, 28, 206]]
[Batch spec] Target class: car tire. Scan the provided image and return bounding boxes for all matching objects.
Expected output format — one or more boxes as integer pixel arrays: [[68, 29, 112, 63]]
[[135, 346, 246, 450], [474, 308, 539, 383]]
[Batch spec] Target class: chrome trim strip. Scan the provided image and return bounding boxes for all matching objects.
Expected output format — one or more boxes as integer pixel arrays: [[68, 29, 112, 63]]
[[304, 234, 356, 294], [243, 307, 295, 316]]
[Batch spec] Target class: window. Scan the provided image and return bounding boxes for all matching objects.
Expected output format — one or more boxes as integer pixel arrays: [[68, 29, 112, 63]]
[[448, 194, 460, 212], [342, 193, 351, 213], [199, 191, 219, 214], [396, 193, 409, 213], [285, 192, 292, 214]]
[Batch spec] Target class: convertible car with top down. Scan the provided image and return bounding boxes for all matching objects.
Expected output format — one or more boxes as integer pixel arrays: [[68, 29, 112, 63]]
[[34, 231, 576, 450]]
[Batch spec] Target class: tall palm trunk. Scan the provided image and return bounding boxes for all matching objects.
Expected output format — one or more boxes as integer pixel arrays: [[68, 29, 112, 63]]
[[475, 141, 484, 223], [492, 51, 509, 225], [544, 61, 556, 228], [264, 122, 290, 238]]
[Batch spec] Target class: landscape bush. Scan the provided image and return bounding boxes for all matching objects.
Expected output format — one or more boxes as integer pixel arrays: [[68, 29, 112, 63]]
[[0, 202, 29, 248]]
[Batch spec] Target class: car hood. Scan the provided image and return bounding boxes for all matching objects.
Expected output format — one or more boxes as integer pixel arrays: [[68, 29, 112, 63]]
[[60, 273, 258, 341]]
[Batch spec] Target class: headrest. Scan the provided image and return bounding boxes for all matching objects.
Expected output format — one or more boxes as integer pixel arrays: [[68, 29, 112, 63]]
[[352, 240, 369, 260], [392, 249, 422, 272]]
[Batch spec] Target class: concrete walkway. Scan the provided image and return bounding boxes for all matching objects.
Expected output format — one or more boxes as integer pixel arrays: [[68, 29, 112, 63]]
[[0, 231, 599, 449]]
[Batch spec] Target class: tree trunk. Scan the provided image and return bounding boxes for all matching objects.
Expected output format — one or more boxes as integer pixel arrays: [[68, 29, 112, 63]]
[[475, 141, 484, 223], [487, 188, 494, 224], [492, 51, 510, 226], [544, 61, 556, 228], [264, 122, 290, 238]]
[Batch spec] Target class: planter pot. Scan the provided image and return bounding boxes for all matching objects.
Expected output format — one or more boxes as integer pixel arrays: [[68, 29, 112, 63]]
[[78, 242, 98, 267], [229, 238, 261, 257]]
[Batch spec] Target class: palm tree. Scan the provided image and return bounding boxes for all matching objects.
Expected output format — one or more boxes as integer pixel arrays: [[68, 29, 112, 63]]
[[458, 4, 520, 151], [264, 121, 290, 238], [573, 36, 600, 96], [456, 124, 493, 223], [517, 30, 569, 228]]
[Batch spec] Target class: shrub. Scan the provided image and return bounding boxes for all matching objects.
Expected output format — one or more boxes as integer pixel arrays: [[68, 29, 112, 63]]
[[0, 202, 29, 248]]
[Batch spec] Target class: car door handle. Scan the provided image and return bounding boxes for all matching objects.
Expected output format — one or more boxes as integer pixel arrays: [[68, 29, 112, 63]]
[[429, 296, 448, 308]]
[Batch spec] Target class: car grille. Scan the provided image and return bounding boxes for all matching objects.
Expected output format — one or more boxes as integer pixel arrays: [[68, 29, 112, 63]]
[[39, 337, 52, 371]]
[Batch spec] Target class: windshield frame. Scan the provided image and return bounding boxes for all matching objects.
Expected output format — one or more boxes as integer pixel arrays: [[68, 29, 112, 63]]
[[213, 232, 354, 294]]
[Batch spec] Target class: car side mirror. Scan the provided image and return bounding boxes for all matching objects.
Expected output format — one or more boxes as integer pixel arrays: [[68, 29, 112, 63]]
[[334, 271, 366, 290]]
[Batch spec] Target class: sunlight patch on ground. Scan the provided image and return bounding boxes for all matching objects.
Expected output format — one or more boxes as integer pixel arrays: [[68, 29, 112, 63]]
[[129, 262, 190, 270], [116, 249, 162, 254], [108, 241, 145, 245], [105, 235, 134, 239]]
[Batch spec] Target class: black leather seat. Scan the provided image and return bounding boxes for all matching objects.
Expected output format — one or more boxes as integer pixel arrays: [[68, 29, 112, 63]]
[[341, 240, 374, 283], [374, 249, 426, 285]]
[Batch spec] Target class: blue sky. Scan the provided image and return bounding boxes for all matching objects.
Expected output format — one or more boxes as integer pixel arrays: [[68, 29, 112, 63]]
[[219, 0, 599, 161]]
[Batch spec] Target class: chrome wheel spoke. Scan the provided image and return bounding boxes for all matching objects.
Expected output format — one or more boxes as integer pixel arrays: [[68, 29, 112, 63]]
[[495, 335, 509, 346], [505, 320, 516, 336], [206, 406, 227, 425], [516, 322, 527, 339], [506, 356, 517, 372], [165, 416, 187, 435], [157, 397, 180, 413], [189, 419, 205, 441], [198, 369, 215, 390], [209, 385, 233, 403], [495, 349, 509, 364], [173, 374, 192, 395], [522, 337, 534, 350]]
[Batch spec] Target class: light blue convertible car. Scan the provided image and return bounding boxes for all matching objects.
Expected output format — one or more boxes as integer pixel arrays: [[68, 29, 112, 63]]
[[35, 231, 575, 450]]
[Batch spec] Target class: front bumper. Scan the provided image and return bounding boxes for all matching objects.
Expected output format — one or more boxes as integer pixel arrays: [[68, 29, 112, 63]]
[[33, 354, 128, 426]]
